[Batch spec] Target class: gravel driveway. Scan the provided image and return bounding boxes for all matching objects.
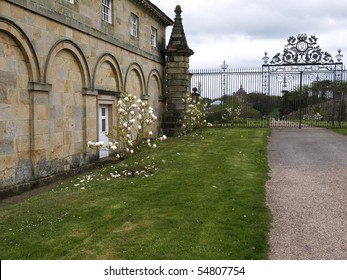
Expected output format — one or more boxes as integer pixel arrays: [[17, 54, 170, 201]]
[[266, 127, 347, 259]]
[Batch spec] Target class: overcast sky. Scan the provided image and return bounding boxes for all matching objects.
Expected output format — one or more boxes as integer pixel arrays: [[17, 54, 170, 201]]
[[150, 0, 347, 69]]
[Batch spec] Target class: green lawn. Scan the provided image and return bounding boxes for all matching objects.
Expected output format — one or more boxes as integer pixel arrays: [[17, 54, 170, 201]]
[[0, 128, 271, 260], [332, 128, 347, 136]]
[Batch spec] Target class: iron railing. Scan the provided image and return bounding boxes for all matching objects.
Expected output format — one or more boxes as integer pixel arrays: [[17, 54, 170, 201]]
[[190, 67, 347, 128]]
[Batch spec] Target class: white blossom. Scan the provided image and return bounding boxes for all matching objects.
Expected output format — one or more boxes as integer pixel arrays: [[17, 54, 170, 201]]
[[88, 92, 164, 162]]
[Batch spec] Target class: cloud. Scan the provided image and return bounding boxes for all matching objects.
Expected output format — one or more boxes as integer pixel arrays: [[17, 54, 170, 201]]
[[151, 0, 347, 68]]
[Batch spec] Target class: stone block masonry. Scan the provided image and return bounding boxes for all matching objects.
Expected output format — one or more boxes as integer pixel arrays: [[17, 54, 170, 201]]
[[163, 5, 194, 136], [0, 0, 174, 192]]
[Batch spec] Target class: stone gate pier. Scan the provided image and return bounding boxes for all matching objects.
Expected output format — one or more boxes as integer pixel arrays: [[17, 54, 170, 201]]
[[163, 5, 194, 136]]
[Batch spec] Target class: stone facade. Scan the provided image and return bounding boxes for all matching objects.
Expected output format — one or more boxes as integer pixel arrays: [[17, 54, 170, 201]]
[[0, 0, 173, 191]]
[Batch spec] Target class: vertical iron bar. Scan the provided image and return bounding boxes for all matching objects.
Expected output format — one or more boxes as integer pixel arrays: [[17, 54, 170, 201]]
[[299, 71, 303, 129]]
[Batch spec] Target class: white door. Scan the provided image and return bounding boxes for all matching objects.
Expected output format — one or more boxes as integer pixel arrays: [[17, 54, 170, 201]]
[[99, 105, 109, 158]]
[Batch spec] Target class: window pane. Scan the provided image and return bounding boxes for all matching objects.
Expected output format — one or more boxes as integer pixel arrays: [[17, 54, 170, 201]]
[[102, 119, 106, 132], [130, 14, 138, 37], [102, 0, 112, 23], [151, 27, 157, 47]]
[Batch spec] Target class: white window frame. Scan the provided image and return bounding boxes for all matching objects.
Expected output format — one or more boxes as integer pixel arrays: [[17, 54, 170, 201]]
[[130, 13, 138, 37], [151, 27, 157, 47], [102, 0, 112, 24]]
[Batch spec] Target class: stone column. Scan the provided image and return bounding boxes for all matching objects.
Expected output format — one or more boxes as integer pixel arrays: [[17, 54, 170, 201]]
[[163, 5, 194, 136], [28, 82, 52, 178], [83, 88, 99, 162]]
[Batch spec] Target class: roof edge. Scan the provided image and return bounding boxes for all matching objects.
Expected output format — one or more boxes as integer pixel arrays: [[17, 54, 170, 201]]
[[132, 0, 174, 26]]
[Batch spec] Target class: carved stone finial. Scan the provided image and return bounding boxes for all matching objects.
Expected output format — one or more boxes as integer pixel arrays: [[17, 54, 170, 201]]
[[165, 4, 194, 56], [175, 5, 182, 17]]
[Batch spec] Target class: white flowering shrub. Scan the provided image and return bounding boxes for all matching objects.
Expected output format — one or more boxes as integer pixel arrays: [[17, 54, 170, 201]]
[[222, 105, 242, 123], [88, 92, 167, 161], [180, 93, 211, 134]]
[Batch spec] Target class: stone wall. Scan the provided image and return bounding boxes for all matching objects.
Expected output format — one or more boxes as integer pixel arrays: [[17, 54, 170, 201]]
[[0, 0, 173, 190]]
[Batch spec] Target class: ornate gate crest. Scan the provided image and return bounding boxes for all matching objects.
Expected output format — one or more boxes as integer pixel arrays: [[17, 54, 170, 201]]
[[270, 34, 334, 65], [262, 33, 344, 128]]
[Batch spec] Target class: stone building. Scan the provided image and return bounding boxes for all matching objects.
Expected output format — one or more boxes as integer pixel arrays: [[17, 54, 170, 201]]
[[234, 84, 247, 105], [0, 0, 174, 191]]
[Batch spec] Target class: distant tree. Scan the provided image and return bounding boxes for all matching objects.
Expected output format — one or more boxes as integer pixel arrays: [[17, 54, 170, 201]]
[[279, 84, 313, 116], [340, 99, 346, 121], [310, 80, 332, 102], [247, 92, 276, 116], [330, 81, 347, 95], [220, 94, 238, 107]]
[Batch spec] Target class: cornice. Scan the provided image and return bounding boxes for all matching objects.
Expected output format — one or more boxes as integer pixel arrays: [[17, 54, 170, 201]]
[[131, 0, 174, 26]]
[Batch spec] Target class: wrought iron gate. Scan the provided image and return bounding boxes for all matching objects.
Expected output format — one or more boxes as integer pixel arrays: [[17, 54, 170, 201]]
[[190, 34, 347, 128]]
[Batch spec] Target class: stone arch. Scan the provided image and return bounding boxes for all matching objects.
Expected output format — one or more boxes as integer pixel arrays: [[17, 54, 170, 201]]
[[93, 53, 123, 91], [147, 69, 163, 97], [44, 40, 90, 173], [0, 17, 40, 82], [0, 17, 37, 186], [147, 69, 164, 134], [147, 69, 163, 111], [124, 63, 146, 98], [44, 39, 91, 88]]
